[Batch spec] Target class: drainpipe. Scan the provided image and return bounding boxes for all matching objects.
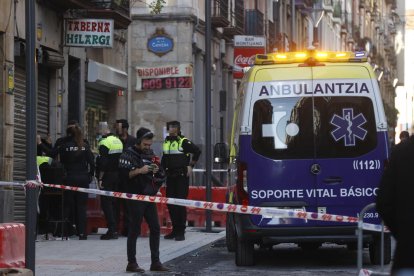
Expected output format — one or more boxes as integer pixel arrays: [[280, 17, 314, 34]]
[[25, 0, 38, 272]]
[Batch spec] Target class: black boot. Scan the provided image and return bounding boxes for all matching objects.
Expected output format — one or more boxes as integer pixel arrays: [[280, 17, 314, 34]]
[[164, 231, 176, 239]]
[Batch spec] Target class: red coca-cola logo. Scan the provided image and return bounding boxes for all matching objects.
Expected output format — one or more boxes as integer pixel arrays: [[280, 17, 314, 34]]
[[234, 54, 256, 65]]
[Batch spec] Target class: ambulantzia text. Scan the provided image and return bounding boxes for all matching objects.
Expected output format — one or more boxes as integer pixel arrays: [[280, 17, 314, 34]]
[[251, 187, 378, 199], [259, 82, 370, 96]]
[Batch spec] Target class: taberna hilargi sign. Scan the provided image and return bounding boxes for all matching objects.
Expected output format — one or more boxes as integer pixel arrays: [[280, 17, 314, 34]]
[[64, 19, 114, 48]]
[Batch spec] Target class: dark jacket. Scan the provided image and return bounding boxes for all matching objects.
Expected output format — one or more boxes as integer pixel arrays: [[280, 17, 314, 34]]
[[59, 137, 95, 177], [40, 136, 90, 159], [161, 135, 201, 173], [119, 146, 166, 195], [120, 134, 138, 151], [376, 136, 414, 270]]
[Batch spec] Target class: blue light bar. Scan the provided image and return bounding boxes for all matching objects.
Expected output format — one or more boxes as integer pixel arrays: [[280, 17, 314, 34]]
[[355, 52, 365, 58]]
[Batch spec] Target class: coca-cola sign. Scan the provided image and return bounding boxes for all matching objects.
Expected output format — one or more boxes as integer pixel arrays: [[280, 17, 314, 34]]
[[233, 47, 265, 79], [234, 54, 256, 66]]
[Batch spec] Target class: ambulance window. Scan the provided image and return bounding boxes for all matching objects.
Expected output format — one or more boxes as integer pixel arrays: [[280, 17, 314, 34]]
[[251, 97, 315, 159], [313, 96, 377, 158]]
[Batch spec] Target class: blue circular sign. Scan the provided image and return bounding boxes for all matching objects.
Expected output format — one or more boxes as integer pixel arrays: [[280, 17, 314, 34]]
[[148, 36, 174, 55]]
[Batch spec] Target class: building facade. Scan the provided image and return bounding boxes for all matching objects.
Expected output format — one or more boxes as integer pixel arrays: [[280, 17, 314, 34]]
[[128, 0, 401, 166], [0, 0, 131, 222], [0, 0, 401, 222]]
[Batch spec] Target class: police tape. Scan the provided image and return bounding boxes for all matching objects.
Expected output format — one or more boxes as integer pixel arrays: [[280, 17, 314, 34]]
[[0, 180, 390, 233]]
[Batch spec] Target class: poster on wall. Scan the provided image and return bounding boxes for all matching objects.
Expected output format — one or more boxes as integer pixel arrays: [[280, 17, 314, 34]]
[[233, 35, 266, 79], [64, 19, 114, 48], [135, 63, 193, 91]]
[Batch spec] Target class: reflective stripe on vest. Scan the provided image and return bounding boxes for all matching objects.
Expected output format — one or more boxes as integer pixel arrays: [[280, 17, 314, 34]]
[[163, 136, 189, 156], [99, 135, 123, 154], [37, 156, 52, 167]]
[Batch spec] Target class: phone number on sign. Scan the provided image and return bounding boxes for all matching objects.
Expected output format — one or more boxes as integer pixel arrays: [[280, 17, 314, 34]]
[[141, 77, 192, 90]]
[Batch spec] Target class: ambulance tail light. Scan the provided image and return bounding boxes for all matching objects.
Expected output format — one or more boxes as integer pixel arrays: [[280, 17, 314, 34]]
[[237, 161, 249, 205]]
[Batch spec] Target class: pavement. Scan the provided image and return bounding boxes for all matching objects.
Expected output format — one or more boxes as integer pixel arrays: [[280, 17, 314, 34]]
[[35, 227, 225, 276]]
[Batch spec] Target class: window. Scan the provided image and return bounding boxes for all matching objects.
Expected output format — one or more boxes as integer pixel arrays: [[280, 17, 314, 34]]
[[251, 96, 377, 160]]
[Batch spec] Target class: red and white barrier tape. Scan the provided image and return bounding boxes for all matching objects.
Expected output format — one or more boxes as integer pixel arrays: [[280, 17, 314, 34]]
[[0, 180, 387, 232]]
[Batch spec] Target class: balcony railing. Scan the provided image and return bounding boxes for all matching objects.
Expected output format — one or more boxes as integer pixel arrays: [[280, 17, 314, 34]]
[[223, 0, 244, 38], [87, 0, 131, 29], [45, 0, 131, 29], [245, 9, 264, 35], [90, 0, 129, 15], [212, 0, 230, 28]]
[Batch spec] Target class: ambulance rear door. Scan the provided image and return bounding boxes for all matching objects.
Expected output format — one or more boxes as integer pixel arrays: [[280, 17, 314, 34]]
[[311, 65, 385, 225]]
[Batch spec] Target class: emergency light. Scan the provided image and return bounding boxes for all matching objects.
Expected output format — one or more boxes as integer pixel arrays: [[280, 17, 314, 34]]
[[254, 51, 368, 65]]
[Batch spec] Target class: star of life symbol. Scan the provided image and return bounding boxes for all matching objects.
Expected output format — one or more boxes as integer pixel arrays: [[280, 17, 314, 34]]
[[330, 108, 367, 146]]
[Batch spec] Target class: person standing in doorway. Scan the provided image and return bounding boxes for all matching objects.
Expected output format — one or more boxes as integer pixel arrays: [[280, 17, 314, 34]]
[[162, 121, 201, 241]]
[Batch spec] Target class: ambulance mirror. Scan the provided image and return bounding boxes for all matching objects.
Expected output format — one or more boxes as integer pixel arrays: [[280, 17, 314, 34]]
[[213, 142, 229, 163]]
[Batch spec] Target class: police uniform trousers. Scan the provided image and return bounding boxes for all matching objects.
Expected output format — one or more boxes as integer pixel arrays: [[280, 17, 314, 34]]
[[100, 171, 119, 234], [127, 200, 160, 264], [64, 173, 90, 236], [118, 178, 130, 235], [166, 174, 189, 235]]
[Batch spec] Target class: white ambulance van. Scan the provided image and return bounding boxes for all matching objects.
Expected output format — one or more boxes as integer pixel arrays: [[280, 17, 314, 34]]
[[218, 50, 391, 266]]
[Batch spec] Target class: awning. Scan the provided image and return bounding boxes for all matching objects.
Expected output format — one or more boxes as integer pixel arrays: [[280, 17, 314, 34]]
[[86, 60, 127, 93]]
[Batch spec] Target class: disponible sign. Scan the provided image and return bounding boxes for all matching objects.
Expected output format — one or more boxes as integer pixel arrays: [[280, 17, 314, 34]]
[[64, 19, 114, 48], [233, 35, 266, 79], [135, 64, 193, 91]]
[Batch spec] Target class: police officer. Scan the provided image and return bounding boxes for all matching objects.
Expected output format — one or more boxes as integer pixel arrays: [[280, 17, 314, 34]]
[[96, 122, 123, 240], [37, 138, 54, 235], [59, 125, 95, 240], [119, 127, 169, 273], [37, 120, 81, 158], [162, 121, 201, 241]]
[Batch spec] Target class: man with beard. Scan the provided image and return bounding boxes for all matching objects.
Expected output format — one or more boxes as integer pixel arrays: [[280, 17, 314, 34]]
[[119, 127, 169, 273]]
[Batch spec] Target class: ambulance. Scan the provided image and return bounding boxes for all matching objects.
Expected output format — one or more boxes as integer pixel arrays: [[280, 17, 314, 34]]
[[219, 50, 391, 266]]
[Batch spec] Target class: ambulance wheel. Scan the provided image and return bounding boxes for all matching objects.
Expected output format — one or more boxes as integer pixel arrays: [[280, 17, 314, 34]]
[[235, 237, 254, 266], [225, 215, 236, 252], [369, 233, 391, 265]]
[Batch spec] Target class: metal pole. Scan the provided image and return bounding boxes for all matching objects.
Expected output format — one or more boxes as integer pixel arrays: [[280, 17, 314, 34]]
[[357, 203, 376, 273], [25, 0, 38, 272], [205, 0, 212, 232]]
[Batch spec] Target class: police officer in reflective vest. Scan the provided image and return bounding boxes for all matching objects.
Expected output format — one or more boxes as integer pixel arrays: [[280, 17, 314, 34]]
[[96, 122, 123, 240], [37, 155, 54, 234], [162, 121, 201, 241]]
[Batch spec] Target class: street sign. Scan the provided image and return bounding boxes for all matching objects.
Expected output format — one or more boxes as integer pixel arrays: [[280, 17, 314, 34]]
[[233, 36, 266, 79], [64, 19, 114, 48]]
